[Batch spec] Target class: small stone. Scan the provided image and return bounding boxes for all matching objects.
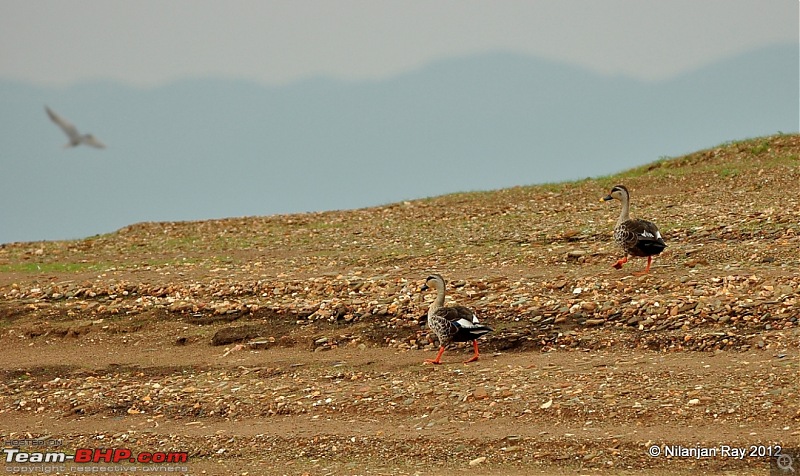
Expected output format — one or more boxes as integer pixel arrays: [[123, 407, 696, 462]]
[[473, 388, 489, 400], [469, 456, 486, 466], [552, 280, 567, 289]]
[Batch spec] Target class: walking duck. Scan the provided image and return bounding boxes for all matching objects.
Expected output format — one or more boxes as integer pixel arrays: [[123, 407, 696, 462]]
[[420, 274, 493, 364], [601, 185, 666, 274]]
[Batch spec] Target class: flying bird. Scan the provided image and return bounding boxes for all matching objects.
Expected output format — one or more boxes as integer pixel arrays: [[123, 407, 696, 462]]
[[45, 106, 106, 149]]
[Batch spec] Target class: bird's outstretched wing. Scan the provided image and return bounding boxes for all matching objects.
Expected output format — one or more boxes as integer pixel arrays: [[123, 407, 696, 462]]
[[45, 106, 106, 148], [45, 106, 81, 142], [81, 134, 106, 149]]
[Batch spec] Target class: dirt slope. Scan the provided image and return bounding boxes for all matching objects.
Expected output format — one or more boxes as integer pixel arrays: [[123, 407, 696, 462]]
[[1, 134, 798, 475]]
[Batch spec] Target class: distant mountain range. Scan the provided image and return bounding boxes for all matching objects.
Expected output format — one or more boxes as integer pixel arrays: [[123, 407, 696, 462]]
[[1, 43, 797, 244]]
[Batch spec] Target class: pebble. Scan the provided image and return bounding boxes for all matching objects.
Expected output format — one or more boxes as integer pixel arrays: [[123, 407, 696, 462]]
[[473, 387, 489, 400]]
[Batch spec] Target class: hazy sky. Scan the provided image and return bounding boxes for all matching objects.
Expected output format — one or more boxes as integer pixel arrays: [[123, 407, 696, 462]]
[[2, 0, 797, 87]]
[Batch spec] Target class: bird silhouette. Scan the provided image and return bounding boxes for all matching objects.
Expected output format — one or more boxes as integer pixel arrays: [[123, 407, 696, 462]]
[[45, 106, 106, 149]]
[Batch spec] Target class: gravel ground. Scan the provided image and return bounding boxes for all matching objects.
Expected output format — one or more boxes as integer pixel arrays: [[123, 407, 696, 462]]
[[1, 134, 799, 475]]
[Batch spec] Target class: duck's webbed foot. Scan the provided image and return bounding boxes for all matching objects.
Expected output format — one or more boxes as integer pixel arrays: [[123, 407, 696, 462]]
[[632, 256, 653, 276], [463, 340, 480, 364], [424, 346, 445, 365]]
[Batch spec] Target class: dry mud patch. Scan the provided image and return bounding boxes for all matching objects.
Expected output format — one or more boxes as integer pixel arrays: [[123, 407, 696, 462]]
[[0, 324, 797, 475]]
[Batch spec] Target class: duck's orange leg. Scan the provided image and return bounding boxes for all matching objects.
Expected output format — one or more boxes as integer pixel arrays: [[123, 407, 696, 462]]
[[463, 340, 480, 364], [612, 256, 628, 269], [425, 346, 445, 365], [633, 256, 653, 276]]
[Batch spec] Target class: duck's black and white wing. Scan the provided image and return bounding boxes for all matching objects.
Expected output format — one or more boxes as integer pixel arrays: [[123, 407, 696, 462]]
[[624, 219, 667, 257], [435, 306, 493, 342], [431, 307, 464, 340]]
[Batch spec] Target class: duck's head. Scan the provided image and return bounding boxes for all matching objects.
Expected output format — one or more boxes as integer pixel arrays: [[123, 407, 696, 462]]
[[601, 184, 629, 203], [420, 274, 445, 292]]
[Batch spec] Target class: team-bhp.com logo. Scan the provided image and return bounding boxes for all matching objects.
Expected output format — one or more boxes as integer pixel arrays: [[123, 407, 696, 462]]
[[4, 447, 189, 464]]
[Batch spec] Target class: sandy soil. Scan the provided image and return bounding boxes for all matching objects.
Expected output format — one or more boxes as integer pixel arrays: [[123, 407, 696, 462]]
[[1, 135, 799, 475]]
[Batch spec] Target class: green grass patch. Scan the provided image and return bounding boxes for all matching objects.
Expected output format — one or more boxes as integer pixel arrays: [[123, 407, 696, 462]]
[[749, 139, 771, 155], [0, 261, 104, 273], [718, 166, 739, 178]]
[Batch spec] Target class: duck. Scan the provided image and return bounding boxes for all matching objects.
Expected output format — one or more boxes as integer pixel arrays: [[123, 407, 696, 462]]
[[45, 106, 106, 149], [601, 185, 666, 274], [420, 274, 493, 364]]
